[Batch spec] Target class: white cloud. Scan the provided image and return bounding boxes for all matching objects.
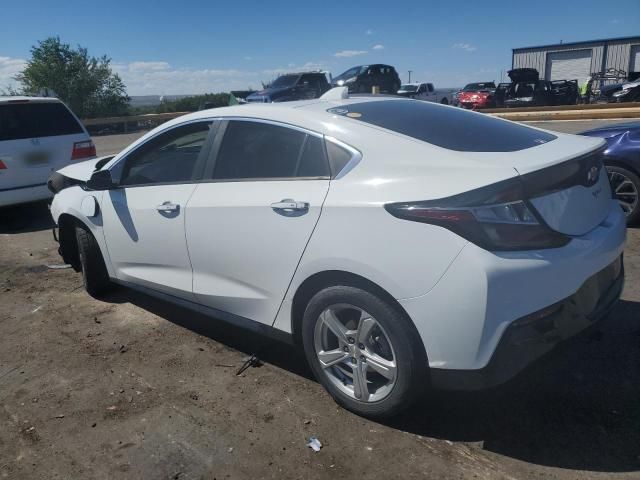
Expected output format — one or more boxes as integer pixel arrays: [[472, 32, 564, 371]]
[[0, 56, 27, 91], [372, 44, 384, 50], [609, 19, 621, 24], [126, 61, 170, 71], [334, 50, 368, 58], [244, 56, 253, 61], [365, 29, 373, 35], [452, 42, 477, 52], [113, 61, 257, 95]]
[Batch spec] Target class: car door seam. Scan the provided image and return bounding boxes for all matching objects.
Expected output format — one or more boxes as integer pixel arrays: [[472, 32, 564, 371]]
[[270, 181, 331, 327], [183, 183, 201, 295]]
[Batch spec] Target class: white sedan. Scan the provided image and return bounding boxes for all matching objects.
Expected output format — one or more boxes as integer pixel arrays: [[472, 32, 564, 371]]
[[48, 88, 625, 417]]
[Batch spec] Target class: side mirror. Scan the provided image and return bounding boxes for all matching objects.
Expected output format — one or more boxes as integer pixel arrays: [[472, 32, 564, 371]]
[[87, 169, 116, 190]]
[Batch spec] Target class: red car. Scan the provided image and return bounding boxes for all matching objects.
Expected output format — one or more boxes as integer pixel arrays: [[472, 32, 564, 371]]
[[457, 82, 496, 109]]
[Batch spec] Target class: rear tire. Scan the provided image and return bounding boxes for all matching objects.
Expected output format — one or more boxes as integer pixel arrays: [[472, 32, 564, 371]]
[[301, 285, 428, 418], [75, 225, 112, 298], [606, 165, 640, 225], [440, 98, 449, 105]]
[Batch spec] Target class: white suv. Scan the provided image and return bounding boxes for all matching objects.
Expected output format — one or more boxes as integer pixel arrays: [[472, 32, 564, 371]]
[[48, 92, 625, 417], [0, 96, 95, 207]]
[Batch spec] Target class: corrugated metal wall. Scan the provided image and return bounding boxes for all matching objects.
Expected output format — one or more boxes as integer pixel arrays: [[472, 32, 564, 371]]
[[513, 38, 640, 80]]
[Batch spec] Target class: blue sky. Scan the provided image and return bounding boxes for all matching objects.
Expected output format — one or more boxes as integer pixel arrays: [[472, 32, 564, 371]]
[[1, 0, 638, 95]]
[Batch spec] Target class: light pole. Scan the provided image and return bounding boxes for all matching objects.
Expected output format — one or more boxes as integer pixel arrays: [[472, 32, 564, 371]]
[[408, 70, 413, 83]]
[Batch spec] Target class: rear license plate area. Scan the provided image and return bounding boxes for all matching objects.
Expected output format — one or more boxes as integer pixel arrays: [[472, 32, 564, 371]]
[[25, 151, 50, 166]]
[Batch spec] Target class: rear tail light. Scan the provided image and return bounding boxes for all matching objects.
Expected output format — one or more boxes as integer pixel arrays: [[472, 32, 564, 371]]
[[385, 181, 570, 251], [71, 140, 96, 160], [0, 160, 6, 170]]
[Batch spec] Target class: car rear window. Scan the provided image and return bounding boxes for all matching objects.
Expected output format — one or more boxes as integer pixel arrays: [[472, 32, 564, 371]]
[[326, 100, 556, 152], [0, 102, 84, 141]]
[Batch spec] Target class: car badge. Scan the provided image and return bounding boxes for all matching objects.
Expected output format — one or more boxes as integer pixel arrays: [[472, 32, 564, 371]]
[[30, 138, 40, 146], [587, 166, 600, 184]]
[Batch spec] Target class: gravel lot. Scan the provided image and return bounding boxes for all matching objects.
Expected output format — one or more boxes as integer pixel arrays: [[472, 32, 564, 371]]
[[1, 120, 639, 479]]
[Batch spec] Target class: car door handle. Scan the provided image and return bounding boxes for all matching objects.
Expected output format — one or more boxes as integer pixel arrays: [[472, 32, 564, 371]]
[[270, 199, 309, 211], [156, 201, 179, 212]]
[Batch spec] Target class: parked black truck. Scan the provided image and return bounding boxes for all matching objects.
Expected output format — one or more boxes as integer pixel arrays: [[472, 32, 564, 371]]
[[496, 68, 578, 108]]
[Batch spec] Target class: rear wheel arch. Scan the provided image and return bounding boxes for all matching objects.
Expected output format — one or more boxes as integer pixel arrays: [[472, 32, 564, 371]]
[[290, 271, 425, 354], [604, 157, 640, 178]]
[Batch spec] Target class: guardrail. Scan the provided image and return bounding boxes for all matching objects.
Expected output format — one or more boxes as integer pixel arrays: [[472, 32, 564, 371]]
[[82, 111, 189, 134], [490, 105, 640, 122], [81, 101, 640, 135], [483, 101, 640, 114]]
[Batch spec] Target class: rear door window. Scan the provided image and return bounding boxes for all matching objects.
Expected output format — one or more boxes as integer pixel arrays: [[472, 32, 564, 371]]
[[212, 121, 329, 180], [326, 100, 556, 152], [0, 102, 84, 141]]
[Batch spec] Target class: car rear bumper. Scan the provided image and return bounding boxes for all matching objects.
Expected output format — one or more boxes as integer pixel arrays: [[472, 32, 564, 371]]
[[0, 183, 51, 207], [429, 254, 624, 390], [399, 201, 626, 379]]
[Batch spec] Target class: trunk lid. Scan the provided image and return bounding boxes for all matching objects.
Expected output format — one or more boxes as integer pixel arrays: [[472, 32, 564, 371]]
[[0, 133, 90, 190], [523, 147, 612, 236], [508, 68, 539, 83], [451, 131, 612, 237]]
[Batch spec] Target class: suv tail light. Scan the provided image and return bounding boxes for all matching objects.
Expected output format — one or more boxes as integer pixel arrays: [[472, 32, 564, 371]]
[[385, 180, 570, 251], [0, 160, 6, 170], [71, 140, 96, 160]]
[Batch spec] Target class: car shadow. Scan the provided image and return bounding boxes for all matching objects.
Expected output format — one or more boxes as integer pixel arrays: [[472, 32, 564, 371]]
[[0, 202, 55, 234], [103, 283, 640, 473], [386, 298, 640, 473], [103, 288, 313, 379]]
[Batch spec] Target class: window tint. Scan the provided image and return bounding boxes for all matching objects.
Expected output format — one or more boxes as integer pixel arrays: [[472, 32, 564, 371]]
[[326, 100, 556, 152], [120, 122, 212, 186], [213, 121, 328, 180], [326, 140, 353, 177], [0, 102, 84, 141], [298, 135, 330, 177]]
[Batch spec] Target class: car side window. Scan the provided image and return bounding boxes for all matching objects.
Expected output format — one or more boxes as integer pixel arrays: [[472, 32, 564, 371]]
[[119, 122, 213, 187], [212, 121, 329, 180]]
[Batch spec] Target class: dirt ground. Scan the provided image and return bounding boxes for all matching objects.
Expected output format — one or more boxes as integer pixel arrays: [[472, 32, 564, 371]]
[[1, 203, 639, 480]]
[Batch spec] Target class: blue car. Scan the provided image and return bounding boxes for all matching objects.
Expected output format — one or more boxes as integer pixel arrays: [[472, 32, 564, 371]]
[[581, 122, 640, 224], [246, 72, 330, 103]]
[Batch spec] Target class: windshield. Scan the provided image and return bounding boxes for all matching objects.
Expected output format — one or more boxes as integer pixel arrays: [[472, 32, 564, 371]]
[[463, 83, 495, 91], [270, 74, 299, 89], [400, 85, 418, 92], [334, 66, 368, 81]]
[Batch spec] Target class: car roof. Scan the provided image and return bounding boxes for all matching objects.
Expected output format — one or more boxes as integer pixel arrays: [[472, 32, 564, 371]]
[[0, 96, 63, 104], [174, 95, 394, 131]]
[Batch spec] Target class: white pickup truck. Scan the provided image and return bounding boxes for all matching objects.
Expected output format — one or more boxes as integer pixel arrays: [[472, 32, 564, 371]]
[[396, 82, 456, 105]]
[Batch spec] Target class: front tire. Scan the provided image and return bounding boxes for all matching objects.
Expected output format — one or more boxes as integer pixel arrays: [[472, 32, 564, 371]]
[[301, 285, 427, 418], [76, 225, 112, 298], [606, 165, 640, 225]]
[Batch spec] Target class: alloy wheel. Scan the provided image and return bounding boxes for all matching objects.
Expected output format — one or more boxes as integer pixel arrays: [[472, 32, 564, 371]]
[[313, 303, 397, 402], [608, 169, 639, 215]]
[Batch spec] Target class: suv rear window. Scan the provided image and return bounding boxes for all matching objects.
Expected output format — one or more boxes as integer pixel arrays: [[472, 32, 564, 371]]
[[326, 100, 556, 152], [0, 102, 84, 141]]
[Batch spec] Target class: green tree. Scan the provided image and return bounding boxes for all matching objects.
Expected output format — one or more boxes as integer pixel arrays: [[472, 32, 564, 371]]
[[16, 36, 129, 118]]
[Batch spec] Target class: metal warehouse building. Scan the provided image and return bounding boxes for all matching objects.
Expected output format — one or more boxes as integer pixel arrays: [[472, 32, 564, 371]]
[[512, 36, 640, 83]]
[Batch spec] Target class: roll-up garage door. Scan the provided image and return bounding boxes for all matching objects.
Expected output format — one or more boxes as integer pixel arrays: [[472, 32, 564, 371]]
[[630, 45, 640, 73], [545, 49, 592, 82]]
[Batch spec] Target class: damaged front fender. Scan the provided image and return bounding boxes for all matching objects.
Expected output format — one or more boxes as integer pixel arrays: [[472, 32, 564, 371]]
[[47, 155, 115, 194]]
